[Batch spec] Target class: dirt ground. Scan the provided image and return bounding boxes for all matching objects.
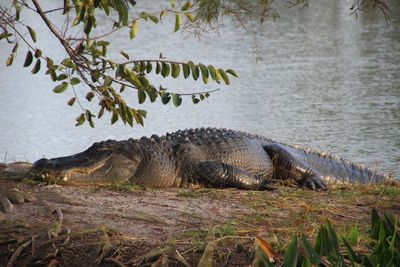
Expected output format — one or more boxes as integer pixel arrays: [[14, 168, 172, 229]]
[[0, 163, 399, 266]]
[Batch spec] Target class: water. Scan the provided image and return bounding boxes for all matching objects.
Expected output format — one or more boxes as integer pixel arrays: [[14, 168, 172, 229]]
[[0, 0, 399, 177]]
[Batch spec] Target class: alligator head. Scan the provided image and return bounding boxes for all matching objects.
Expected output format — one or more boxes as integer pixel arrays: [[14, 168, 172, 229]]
[[30, 140, 141, 184]]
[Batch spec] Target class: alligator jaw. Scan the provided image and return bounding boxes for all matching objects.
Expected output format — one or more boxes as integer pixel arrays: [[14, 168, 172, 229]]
[[30, 154, 113, 183]]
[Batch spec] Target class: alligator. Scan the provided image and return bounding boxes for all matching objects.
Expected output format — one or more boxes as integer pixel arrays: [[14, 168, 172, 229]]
[[28, 128, 385, 190]]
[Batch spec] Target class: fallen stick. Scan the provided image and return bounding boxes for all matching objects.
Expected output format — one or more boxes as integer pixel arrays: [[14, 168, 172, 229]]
[[7, 239, 32, 267]]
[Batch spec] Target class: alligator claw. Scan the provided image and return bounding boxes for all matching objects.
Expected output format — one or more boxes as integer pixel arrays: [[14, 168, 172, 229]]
[[0, 188, 37, 213], [301, 175, 327, 191]]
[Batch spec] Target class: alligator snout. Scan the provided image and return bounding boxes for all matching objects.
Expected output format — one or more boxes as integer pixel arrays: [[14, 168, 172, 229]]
[[30, 158, 68, 181]]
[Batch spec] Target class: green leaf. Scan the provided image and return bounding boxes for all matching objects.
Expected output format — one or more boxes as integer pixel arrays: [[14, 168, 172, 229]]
[[207, 65, 217, 80], [342, 238, 356, 267], [133, 110, 144, 126], [161, 62, 170, 77], [61, 58, 76, 69], [31, 59, 41, 74], [97, 40, 110, 46], [111, 111, 119, 124], [226, 69, 238, 77], [50, 69, 57, 81], [160, 10, 166, 19], [182, 63, 190, 78], [57, 74, 68, 81], [139, 61, 147, 72], [27, 26, 37, 43], [389, 216, 397, 251], [75, 113, 85, 126], [85, 110, 95, 128], [160, 91, 171, 104], [138, 75, 149, 88], [218, 69, 230, 85], [139, 12, 149, 20], [86, 92, 95, 102], [184, 12, 195, 23], [301, 235, 320, 265], [104, 75, 113, 86], [120, 50, 129, 60], [67, 97, 76, 106], [147, 86, 158, 102], [146, 62, 153, 73], [283, 236, 298, 267], [326, 221, 339, 253], [149, 15, 159, 23], [350, 223, 359, 246], [128, 0, 136, 7], [188, 61, 199, 81], [214, 68, 222, 83], [172, 93, 182, 107], [130, 20, 138, 39], [46, 57, 54, 68], [116, 64, 125, 78], [138, 90, 146, 104], [156, 62, 161, 74], [137, 109, 147, 118], [371, 208, 381, 240], [181, 2, 192, 11], [171, 63, 180, 78], [6, 54, 14, 66], [192, 95, 200, 104], [71, 77, 81, 85], [76, 6, 86, 24], [126, 108, 134, 126], [198, 63, 209, 84], [12, 43, 18, 53], [301, 258, 311, 267], [126, 71, 143, 89], [0, 32, 12, 40], [84, 15, 93, 35], [24, 50, 33, 68], [98, 106, 105, 119], [34, 49, 42, 58], [53, 82, 68, 93], [174, 13, 181, 32]]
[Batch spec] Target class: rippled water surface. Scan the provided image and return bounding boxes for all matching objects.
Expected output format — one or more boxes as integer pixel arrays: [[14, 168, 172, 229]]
[[0, 0, 399, 177]]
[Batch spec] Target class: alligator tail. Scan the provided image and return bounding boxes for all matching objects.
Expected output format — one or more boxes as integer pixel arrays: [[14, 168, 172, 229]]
[[263, 142, 386, 184], [286, 144, 386, 184]]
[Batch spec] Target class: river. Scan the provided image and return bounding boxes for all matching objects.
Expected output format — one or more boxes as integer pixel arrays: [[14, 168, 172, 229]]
[[0, 0, 399, 177]]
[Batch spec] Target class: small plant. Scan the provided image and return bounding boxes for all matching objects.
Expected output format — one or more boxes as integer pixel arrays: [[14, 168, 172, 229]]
[[256, 208, 400, 266]]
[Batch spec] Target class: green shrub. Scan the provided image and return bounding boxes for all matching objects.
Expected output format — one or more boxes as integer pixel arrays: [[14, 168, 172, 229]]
[[258, 208, 399, 266]]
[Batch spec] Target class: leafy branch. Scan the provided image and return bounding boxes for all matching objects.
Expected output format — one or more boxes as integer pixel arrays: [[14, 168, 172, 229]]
[[1, 0, 237, 128]]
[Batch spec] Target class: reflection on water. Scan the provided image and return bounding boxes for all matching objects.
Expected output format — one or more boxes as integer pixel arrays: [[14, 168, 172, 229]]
[[0, 0, 399, 177]]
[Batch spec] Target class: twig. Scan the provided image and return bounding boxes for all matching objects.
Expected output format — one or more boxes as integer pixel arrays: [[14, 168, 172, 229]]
[[7, 239, 32, 267]]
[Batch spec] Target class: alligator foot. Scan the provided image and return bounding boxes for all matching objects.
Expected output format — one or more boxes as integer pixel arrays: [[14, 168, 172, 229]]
[[300, 175, 327, 191], [193, 161, 267, 190], [0, 188, 37, 213]]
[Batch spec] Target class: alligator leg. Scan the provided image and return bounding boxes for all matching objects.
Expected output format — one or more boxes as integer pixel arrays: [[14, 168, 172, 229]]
[[263, 144, 327, 191], [191, 161, 269, 190]]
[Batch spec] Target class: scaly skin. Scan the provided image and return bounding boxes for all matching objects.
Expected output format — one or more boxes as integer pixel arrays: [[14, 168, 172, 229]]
[[29, 128, 386, 190]]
